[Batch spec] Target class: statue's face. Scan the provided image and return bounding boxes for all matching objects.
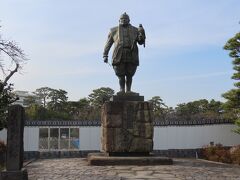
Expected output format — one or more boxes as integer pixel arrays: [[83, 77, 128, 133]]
[[119, 16, 130, 26]]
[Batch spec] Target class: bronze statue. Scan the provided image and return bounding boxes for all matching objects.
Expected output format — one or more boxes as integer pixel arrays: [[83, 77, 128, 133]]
[[103, 12, 146, 94]]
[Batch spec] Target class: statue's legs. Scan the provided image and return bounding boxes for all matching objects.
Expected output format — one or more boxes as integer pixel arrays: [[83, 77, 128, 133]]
[[126, 75, 132, 92], [126, 63, 137, 92], [114, 64, 125, 93], [114, 63, 137, 93], [118, 76, 125, 93]]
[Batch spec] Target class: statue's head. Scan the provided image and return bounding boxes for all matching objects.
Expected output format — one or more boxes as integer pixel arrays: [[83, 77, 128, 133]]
[[119, 12, 130, 26]]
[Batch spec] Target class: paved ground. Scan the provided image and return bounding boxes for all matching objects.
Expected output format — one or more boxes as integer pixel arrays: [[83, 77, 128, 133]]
[[26, 158, 240, 180]]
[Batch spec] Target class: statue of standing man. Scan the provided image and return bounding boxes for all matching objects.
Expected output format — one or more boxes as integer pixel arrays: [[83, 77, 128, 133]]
[[103, 12, 146, 94]]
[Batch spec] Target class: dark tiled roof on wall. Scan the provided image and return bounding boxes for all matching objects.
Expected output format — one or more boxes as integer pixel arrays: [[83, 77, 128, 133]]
[[25, 119, 233, 127]]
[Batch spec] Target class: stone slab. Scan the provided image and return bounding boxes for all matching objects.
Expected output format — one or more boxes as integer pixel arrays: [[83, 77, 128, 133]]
[[6, 105, 25, 171], [110, 94, 144, 102], [0, 168, 28, 180], [108, 152, 150, 156], [88, 153, 173, 166]]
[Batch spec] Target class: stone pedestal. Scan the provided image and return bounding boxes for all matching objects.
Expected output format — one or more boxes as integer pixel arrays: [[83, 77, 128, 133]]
[[88, 93, 173, 166], [101, 94, 153, 154]]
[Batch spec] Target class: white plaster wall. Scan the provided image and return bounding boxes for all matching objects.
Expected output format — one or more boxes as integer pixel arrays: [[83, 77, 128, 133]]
[[0, 124, 239, 151], [0, 127, 39, 151], [79, 127, 100, 150], [153, 124, 240, 150], [24, 127, 39, 151]]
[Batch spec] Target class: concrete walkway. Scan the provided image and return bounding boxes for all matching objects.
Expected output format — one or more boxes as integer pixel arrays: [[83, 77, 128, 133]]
[[26, 158, 240, 180]]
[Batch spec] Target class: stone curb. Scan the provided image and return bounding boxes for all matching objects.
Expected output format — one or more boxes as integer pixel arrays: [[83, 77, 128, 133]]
[[196, 158, 240, 167]]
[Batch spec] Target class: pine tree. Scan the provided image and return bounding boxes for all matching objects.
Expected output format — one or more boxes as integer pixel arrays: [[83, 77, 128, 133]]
[[223, 32, 240, 134]]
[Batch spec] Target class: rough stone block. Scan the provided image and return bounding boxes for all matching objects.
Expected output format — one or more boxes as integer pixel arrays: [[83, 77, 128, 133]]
[[101, 98, 153, 153], [129, 138, 153, 152], [133, 122, 153, 139], [102, 114, 122, 128], [102, 127, 134, 152], [104, 102, 124, 114]]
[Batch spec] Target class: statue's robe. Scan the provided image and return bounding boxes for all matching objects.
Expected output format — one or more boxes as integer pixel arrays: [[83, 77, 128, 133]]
[[103, 24, 144, 66]]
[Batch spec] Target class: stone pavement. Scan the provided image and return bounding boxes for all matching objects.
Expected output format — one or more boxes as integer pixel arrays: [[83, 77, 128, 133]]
[[26, 158, 240, 180]]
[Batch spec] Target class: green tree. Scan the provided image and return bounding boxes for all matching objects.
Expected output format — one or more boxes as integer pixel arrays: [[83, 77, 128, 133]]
[[149, 96, 168, 120], [26, 87, 71, 120], [87, 87, 114, 120], [175, 99, 223, 121], [48, 89, 68, 112], [25, 104, 49, 120], [77, 98, 91, 120], [65, 101, 81, 119], [223, 31, 240, 134], [0, 25, 27, 129], [88, 87, 114, 108], [78, 98, 90, 109], [33, 87, 53, 108], [0, 84, 17, 129], [65, 98, 91, 120], [23, 95, 39, 106], [175, 103, 192, 120], [208, 99, 223, 113]]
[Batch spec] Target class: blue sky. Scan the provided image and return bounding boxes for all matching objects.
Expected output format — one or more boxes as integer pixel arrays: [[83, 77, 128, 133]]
[[0, 0, 239, 107]]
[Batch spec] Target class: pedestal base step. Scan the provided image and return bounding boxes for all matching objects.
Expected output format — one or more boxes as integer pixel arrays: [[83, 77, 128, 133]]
[[111, 93, 144, 102], [88, 153, 173, 166], [0, 168, 28, 180]]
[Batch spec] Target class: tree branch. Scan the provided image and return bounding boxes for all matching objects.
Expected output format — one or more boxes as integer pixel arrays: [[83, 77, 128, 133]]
[[3, 63, 19, 85]]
